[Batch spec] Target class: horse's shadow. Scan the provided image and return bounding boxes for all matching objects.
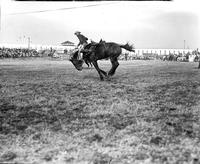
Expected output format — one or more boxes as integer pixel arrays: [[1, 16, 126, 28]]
[[83, 74, 99, 80], [82, 73, 123, 83], [82, 74, 112, 81]]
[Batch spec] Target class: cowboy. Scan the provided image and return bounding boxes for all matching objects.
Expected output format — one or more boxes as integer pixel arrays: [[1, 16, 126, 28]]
[[74, 31, 88, 60]]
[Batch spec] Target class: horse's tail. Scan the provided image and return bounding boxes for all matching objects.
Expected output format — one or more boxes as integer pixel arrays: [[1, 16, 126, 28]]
[[119, 43, 135, 52]]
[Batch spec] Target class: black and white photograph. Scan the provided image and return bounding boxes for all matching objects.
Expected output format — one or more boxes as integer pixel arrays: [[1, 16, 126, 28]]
[[0, 0, 200, 163]]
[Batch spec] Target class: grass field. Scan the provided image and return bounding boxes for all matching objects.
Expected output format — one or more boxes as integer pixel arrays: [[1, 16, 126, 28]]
[[1, 58, 200, 164]]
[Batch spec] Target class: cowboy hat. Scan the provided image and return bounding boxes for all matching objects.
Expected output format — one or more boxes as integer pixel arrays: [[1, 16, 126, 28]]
[[74, 31, 81, 35]]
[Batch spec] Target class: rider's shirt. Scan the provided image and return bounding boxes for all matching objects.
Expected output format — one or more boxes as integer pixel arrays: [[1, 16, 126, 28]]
[[76, 34, 88, 46]]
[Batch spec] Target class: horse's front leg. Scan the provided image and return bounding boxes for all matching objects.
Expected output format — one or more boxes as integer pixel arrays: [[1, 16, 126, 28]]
[[92, 61, 104, 80], [85, 60, 90, 67]]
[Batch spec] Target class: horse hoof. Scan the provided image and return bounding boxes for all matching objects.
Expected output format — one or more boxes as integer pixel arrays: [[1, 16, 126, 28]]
[[106, 76, 111, 81]]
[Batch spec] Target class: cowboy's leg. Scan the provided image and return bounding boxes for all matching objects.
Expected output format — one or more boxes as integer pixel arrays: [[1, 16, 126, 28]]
[[79, 51, 83, 60]]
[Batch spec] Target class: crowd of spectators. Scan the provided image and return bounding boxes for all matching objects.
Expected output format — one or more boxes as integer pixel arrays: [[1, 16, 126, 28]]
[[120, 49, 200, 62], [0, 47, 39, 58], [0, 47, 199, 62]]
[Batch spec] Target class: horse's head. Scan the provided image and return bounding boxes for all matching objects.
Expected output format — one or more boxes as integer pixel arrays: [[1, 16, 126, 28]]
[[69, 50, 84, 71]]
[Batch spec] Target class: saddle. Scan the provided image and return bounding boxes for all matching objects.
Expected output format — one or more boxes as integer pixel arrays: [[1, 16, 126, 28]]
[[81, 39, 106, 55], [99, 39, 106, 48], [91, 39, 106, 46]]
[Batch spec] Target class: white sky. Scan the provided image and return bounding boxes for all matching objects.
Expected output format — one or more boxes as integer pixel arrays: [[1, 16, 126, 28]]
[[0, 0, 199, 49]]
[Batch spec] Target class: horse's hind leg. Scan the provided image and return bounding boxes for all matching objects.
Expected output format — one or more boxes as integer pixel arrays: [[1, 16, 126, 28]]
[[93, 62, 107, 76], [108, 58, 119, 77], [92, 61, 105, 80], [100, 69, 107, 76]]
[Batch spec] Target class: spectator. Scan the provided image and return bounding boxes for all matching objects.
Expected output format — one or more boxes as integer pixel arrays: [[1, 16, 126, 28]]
[[0, 47, 39, 58]]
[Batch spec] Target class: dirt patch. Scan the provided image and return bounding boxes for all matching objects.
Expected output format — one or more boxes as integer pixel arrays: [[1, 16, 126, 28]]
[[1, 59, 200, 163]]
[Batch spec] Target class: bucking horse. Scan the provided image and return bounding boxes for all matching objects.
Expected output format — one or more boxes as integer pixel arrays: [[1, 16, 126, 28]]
[[69, 40, 135, 80]]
